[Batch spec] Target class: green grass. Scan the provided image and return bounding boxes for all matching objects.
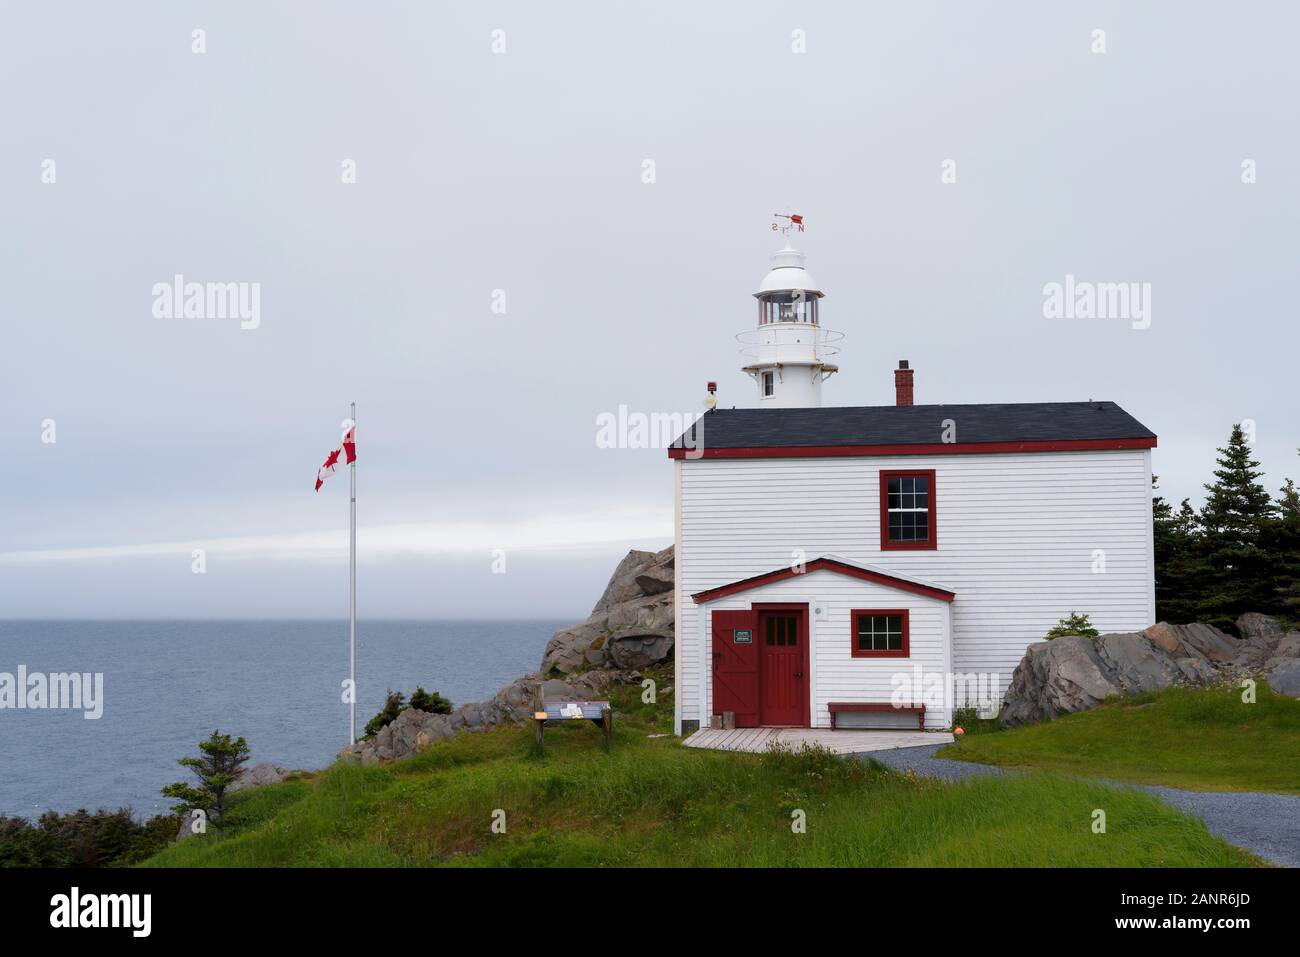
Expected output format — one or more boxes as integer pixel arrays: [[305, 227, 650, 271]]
[[940, 684, 1300, 795], [142, 671, 1261, 868]]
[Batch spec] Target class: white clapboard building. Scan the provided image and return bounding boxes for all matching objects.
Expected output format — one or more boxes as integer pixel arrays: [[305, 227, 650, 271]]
[[668, 240, 1157, 735]]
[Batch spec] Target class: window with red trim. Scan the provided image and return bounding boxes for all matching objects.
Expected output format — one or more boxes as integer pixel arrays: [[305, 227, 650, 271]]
[[880, 469, 937, 550], [851, 609, 910, 658]]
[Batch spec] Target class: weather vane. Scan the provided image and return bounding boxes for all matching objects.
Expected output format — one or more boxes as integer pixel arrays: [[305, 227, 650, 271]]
[[772, 212, 805, 235]]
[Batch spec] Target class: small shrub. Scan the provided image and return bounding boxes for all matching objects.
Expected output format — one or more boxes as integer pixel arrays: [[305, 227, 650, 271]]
[[364, 691, 408, 739], [409, 686, 452, 715], [1044, 611, 1099, 641], [364, 687, 453, 739]]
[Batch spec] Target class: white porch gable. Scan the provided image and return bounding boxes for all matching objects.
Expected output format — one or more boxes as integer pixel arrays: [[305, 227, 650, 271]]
[[691, 556, 956, 732]]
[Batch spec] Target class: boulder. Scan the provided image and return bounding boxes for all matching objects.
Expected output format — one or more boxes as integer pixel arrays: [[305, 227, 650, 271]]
[[1174, 656, 1218, 683], [634, 564, 675, 596], [1227, 640, 1277, 672], [999, 636, 1127, 727], [456, 702, 486, 729], [1141, 622, 1238, 663], [1139, 621, 1184, 655], [1267, 659, 1300, 698], [1236, 613, 1283, 640], [1275, 633, 1300, 659], [1230, 616, 1290, 669], [228, 761, 294, 794], [608, 633, 674, 670], [1094, 632, 1192, 692], [540, 677, 577, 699]]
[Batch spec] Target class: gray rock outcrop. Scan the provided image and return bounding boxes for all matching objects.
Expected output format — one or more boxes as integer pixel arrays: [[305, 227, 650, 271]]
[[1000, 614, 1300, 727], [228, 761, 294, 794], [1274, 633, 1300, 659], [1236, 612, 1283, 641], [540, 546, 674, 674], [1143, 621, 1240, 663], [340, 669, 631, 764], [1267, 659, 1300, 697]]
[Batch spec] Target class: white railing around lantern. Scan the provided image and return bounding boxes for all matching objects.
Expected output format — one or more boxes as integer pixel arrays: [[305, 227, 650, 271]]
[[736, 326, 844, 363]]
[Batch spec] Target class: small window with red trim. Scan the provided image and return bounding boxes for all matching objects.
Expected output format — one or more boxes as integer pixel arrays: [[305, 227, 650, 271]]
[[851, 609, 909, 658], [880, 469, 936, 550]]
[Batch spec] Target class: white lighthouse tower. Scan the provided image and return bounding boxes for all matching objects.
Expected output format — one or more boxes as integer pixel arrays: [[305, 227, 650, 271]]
[[738, 228, 842, 408]]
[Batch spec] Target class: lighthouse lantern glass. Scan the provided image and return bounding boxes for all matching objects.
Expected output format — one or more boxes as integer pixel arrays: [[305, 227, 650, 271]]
[[758, 294, 819, 325]]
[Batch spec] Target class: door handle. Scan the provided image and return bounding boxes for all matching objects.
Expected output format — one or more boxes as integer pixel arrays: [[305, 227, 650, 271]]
[[794, 672, 803, 679]]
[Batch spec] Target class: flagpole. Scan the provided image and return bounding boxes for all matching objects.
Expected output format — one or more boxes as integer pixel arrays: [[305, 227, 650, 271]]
[[349, 401, 357, 745]]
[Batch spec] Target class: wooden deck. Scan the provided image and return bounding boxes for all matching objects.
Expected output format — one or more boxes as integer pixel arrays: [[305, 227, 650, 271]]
[[682, 727, 953, 755]]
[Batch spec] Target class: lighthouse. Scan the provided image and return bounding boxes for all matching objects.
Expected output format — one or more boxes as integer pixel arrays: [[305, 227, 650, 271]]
[[738, 236, 841, 408]]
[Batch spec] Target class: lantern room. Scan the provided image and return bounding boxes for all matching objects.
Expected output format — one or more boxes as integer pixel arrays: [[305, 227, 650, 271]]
[[738, 240, 841, 408]]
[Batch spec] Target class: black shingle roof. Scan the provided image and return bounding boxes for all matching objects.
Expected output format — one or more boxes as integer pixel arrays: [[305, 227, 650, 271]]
[[670, 401, 1155, 450]]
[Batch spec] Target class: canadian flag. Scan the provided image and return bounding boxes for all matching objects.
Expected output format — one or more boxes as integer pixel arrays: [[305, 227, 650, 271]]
[[315, 425, 356, 491]]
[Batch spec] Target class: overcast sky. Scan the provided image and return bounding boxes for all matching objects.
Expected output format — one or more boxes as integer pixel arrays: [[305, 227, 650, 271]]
[[3, 2, 1297, 618]]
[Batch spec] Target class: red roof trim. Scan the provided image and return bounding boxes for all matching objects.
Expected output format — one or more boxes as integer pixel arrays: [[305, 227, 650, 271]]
[[668, 436, 1156, 460], [691, 558, 955, 604]]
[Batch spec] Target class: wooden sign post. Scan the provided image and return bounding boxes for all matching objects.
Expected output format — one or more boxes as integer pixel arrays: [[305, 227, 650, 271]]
[[531, 687, 613, 754]]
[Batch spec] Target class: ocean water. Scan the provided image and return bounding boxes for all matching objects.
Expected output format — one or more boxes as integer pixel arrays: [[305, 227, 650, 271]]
[[0, 619, 566, 819]]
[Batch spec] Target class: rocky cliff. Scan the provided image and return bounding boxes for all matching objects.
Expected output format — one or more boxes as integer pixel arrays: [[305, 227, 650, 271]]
[[340, 545, 675, 764], [540, 545, 675, 673]]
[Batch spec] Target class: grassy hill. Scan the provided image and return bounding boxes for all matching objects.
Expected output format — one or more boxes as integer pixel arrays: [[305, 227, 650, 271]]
[[941, 684, 1300, 794], [144, 670, 1260, 867]]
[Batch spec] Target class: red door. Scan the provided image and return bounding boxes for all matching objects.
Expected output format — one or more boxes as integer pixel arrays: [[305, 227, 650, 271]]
[[759, 609, 808, 726], [712, 610, 759, 727]]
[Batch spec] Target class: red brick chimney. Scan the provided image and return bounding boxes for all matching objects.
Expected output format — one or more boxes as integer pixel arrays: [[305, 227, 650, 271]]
[[894, 360, 914, 406]]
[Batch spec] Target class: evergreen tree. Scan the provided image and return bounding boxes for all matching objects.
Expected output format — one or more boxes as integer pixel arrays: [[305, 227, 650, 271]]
[[363, 690, 407, 739], [1196, 425, 1276, 626], [363, 686, 453, 739], [1268, 475, 1300, 623], [1153, 489, 1204, 623], [408, 686, 452, 715], [161, 730, 250, 835], [1043, 611, 1099, 640]]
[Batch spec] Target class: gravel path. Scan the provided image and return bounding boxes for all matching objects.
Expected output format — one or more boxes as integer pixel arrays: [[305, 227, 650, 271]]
[[862, 743, 1008, 781], [1140, 786, 1300, 868], [857, 744, 1300, 867]]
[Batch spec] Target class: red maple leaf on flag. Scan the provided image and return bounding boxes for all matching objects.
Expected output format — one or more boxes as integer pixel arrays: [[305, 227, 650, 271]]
[[315, 430, 355, 491]]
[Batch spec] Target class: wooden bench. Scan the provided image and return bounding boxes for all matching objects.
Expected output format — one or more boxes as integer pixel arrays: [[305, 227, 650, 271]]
[[828, 701, 925, 730], [532, 687, 612, 753]]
